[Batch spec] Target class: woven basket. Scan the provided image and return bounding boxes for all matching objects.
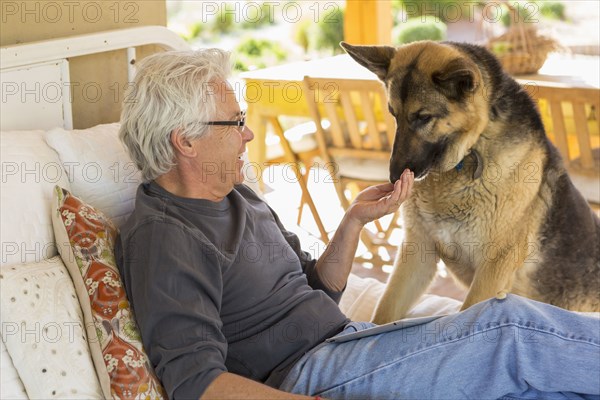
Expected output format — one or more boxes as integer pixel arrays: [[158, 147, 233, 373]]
[[486, 3, 557, 75]]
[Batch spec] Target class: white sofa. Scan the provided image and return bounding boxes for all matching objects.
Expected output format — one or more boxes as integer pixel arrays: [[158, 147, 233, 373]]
[[0, 123, 462, 399]]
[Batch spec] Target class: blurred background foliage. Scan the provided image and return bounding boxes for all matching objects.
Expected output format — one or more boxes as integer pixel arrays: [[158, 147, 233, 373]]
[[233, 37, 287, 71], [169, 0, 572, 72], [394, 16, 447, 44], [390, 1, 566, 44], [500, 1, 566, 27], [174, 1, 345, 71]]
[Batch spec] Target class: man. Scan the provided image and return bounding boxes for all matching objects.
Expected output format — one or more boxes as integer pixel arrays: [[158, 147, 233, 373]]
[[116, 49, 600, 400]]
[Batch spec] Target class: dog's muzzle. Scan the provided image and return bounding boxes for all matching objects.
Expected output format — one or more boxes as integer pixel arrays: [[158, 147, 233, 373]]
[[389, 138, 449, 183]]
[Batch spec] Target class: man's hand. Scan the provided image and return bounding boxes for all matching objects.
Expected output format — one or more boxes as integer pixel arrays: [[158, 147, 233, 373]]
[[314, 169, 414, 292], [346, 169, 414, 227]]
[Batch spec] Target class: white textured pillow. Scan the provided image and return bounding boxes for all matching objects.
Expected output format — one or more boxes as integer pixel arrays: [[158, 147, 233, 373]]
[[0, 338, 27, 400], [0, 130, 72, 266], [44, 123, 141, 229], [340, 274, 461, 322], [0, 256, 104, 398]]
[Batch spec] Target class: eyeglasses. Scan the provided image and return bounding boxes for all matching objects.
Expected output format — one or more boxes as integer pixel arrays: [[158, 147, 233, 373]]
[[201, 110, 246, 130]]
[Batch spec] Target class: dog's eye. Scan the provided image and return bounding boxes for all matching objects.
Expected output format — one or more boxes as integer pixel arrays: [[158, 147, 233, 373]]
[[417, 114, 432, 124]]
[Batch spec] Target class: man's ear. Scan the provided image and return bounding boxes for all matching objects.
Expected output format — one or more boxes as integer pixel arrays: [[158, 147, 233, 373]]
[[432, 58, 478, 102], [170, 129, 197, 158], [340, 42, 396, 81]]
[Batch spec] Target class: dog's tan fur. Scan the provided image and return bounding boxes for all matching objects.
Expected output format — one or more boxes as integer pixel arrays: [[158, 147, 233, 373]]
[[341, 41, 600, 323]]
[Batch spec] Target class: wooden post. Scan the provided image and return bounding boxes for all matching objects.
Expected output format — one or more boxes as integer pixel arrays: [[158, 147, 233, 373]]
[[344, 0, 393, 45]]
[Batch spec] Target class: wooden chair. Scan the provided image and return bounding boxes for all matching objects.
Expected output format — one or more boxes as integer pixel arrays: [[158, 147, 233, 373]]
[[263, 117, 330, 243], [302, 76, 399, 266], [529, 83, 600, 205]]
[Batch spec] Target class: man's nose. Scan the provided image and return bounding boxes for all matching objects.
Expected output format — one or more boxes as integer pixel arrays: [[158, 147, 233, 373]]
[[243, 125, 255, 142]]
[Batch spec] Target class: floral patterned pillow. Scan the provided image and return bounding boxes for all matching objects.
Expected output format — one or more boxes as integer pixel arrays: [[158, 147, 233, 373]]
[[52, 186, 165, 400]]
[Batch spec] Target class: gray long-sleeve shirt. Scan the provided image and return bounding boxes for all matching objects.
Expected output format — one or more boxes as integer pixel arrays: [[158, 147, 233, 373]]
[[115, 182, 349, 399]]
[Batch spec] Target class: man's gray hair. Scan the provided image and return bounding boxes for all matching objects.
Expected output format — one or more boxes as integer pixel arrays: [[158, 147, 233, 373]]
[[119, 49, 231, 182]]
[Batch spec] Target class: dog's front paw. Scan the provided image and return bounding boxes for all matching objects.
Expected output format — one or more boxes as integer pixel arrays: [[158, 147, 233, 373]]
[[460, 290, 511, 310], [371, 304, 406, 324], [371, 312, 391, 325]]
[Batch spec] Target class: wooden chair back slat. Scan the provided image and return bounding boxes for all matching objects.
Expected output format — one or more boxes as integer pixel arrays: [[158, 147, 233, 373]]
[[548, 100, 570, 161], [360, 91, 383, 150], [303, 77, 395, 158], [318, 83, 346, 147], [529, 83, 599, 176], [339, 91, 363, 149], [572, 101, 594, 169]]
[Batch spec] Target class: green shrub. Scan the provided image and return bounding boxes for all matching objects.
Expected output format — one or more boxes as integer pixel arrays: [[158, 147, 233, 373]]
[[500, 3, 531, 27], [395, 16, 447, 44], [539, 1, 565, 20], [292, 19, 312, 54], [241, 2, 277, 28], [310, 5, 345, 54], [185, 22, 205, 41], [500, 1, 565, 27], [212, 8, 236, 34], [233, 37, 287, 71]]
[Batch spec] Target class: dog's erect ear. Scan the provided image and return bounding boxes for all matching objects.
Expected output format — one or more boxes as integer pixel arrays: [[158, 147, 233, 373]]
[[432, 58, 477, 101], [340, 42, 396, 81]]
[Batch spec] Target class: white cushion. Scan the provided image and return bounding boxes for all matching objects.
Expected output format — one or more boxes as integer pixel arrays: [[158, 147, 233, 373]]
[[339, 274, 461, 322], [0, 338, 27, 400], [44, 123, 141, 229], [0, 256, 103, 399], [266, 121, 319, 160], [0, 130, 72, 266], [336, 156, 390, 182]]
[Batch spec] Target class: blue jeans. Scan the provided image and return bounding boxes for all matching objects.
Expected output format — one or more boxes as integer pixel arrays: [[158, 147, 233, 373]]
[[279, 295, 600, 399]]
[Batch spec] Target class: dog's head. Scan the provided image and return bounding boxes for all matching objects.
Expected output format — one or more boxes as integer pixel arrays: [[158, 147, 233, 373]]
[[341, 41, 490, 182]]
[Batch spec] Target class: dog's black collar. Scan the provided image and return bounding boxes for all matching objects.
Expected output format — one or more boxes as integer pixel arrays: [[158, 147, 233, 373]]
[[455, 150, 483, 180]]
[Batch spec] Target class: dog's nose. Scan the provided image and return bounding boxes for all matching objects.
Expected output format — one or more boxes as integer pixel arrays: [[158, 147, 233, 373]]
[[390, 172, 400, 183]]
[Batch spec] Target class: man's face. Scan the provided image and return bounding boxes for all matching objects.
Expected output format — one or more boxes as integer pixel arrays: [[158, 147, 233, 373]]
[[191, 80, 254, 198]]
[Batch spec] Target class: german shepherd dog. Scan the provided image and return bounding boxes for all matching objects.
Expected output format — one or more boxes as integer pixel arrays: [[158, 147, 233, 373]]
[[341, 41, 600, 323]]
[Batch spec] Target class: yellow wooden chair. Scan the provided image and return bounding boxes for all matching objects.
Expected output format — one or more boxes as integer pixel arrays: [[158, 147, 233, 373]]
[[302, 76, 399, 266], [263, 116, 330, 243], [530, 83, 600, 205]]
